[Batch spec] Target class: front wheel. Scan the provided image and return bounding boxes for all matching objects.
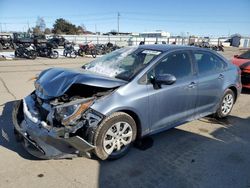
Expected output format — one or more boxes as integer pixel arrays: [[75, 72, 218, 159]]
[[93, 112, 137, 160], [78, 49, 85, 57], [28, 50, 37, 59], [214, 89, 235, 119]]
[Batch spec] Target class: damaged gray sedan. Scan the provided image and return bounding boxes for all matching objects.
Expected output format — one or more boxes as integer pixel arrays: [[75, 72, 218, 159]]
[[13, 45, 241, 160]]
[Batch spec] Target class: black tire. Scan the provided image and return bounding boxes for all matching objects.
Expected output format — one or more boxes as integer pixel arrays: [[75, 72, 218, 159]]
[[70, 50, 77, 58], [214, 89, 235, 119], [50, 50, 59, 59], [93, 112, 137, 160], [28, 50, 37, 59], [78, 49, 85, 57], [91, 49, 97, 58], [63, 50, 67, 57]]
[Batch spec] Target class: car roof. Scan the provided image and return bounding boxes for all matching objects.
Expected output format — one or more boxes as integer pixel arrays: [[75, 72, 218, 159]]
[[138, 44, 206, 52]]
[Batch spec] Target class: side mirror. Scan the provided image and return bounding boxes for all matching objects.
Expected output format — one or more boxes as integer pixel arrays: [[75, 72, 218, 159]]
[[151, 74, 176, 89], [155, 74, 176, 85]]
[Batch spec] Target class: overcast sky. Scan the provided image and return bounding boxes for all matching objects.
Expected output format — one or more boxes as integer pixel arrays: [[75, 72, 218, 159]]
[[0, 0, 250, 36]]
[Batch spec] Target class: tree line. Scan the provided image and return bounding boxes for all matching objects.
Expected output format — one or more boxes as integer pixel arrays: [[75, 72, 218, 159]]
[[32, 17, 91, 35]]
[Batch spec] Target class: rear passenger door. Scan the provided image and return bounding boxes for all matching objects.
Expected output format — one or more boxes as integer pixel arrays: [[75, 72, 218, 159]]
[[193, 50, 226, 116]]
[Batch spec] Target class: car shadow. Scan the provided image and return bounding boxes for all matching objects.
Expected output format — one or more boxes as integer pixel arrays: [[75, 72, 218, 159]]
[[0, 100, 39, 160], [98, 115, 250, 188]]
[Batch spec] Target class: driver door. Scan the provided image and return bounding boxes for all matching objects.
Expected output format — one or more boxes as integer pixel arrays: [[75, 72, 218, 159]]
[[147, 50, 198, 132]]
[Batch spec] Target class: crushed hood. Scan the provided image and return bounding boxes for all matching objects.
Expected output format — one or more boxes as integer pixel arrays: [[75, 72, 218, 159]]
[[35, 68, 127, 99]]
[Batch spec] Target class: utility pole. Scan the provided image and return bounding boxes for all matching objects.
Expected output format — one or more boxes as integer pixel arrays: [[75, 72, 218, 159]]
[[117, 12, 120, 35], [27, 21, 30, 32]]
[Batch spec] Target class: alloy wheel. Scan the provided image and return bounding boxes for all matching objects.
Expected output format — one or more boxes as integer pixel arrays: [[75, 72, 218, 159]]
[[103, 121, 133, 155], [221, 93, 234, 115]]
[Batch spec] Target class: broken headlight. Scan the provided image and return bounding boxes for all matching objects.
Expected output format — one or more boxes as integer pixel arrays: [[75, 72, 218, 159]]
[[55, 99, 93, 126]]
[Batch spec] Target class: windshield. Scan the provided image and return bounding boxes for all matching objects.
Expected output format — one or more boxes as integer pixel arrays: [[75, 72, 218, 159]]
[[238, 50, 250, 59], [83, 47, 161, 81]]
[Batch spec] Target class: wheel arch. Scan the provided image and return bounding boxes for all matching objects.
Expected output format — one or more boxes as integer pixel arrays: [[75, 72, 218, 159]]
[[118, 109, 142, 140], [228, 85, 238, 103]]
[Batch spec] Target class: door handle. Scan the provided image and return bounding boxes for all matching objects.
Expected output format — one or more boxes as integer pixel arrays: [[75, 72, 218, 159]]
[[218, 73, 224, 80], [187, 82, 197, 88]]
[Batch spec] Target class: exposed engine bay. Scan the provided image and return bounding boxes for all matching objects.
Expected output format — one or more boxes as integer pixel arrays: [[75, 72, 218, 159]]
[[12, 67, 125, 159]]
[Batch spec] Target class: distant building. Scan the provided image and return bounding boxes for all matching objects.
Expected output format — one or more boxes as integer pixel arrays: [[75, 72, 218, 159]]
[[139, 31, 170, 38]]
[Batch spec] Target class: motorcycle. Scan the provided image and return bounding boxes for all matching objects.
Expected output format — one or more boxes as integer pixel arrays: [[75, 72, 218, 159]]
[[78, 41, 97, 58], [35, 43, 59, 59], [95, 42, 120, 55], [212, 43, 224, 52], [63, 42, 77, 58], [14, 44, 37, 59]]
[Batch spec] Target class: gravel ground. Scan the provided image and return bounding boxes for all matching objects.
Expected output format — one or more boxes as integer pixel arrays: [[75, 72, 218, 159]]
[[0, 47, 249, 188]]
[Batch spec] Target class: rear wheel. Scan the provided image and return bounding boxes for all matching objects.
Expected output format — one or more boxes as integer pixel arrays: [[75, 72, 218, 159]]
[[94, 112, 137, 160], [214, 89, 235, 118], [70, 50, 77, 58], [50, 50, 59, 59]]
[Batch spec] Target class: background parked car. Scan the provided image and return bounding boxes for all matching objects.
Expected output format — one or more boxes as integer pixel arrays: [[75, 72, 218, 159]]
[[232, 50, 250, 88]]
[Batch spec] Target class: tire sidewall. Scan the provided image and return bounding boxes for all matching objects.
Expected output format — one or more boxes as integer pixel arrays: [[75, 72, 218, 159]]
[[94, 112, 137, 160], [216, 89, 235, 118]]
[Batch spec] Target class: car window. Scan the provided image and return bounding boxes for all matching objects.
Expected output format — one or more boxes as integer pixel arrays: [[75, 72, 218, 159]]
[[238, 50, 250, 59], [149, 51, 192, 80], [85, 47, 161, 81], [194, 51, 226, 74], [122, 51, 155, 66]]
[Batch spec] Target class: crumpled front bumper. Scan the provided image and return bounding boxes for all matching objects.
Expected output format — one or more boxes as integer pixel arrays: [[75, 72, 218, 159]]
[[12, 99, 95, 159]]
